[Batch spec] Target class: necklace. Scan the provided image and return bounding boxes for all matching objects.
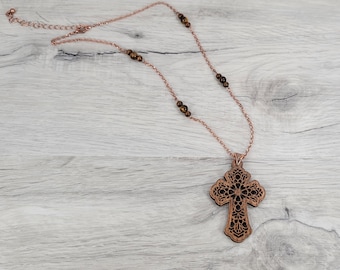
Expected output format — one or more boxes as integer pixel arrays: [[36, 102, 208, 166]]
[[5, 1, 265, 243]]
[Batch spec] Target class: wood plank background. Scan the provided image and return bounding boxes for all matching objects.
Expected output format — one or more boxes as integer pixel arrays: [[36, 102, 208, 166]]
[[0, 0, 339, 269]]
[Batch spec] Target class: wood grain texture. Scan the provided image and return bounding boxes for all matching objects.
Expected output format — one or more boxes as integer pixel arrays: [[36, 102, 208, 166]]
[[0, 0, 339, 269]]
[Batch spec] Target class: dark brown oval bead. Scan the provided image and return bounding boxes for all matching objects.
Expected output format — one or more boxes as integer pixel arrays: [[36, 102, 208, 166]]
[[178, 13, 184, 19], [180, 105, 188, 113], [126, 49, 132, 55], [181, 17, 188, 23], [130, 52, 137, 60], [220, 76, 226, 83], [136, 55, 143, 62], [185, 22, 191, 28], [223, 81, 229, 87], [216, 73, 222, 79], [176, 101, 183, 107], [185, 111, 191, 117]]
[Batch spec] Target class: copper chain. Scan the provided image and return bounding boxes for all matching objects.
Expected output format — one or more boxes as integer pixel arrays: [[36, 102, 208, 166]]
[[5, 1, 255, 161]]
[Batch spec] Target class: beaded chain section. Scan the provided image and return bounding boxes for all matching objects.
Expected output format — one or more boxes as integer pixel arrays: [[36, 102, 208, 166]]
[[5, 1, 265, 243]]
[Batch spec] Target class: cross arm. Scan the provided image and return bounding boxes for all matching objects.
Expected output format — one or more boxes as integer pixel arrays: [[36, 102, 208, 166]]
[[210, 178, 232, 206], [244, 180, 266, 207]]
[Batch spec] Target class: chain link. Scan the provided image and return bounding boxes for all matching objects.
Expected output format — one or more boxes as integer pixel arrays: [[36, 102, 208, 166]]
[[5, 2, 255, 161]]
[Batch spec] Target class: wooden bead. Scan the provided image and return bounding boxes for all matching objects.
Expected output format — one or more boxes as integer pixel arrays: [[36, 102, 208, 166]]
[[181, 17, 188, 24], [216, 73, 222, 79], [180, 105, 188, 113], [136, 55, 143, 62], [178, 13, 184, 19], [185, 111, 191, 117], [220, 76, 226, 83], [126, 49, 132, 55], [223, 82, 229, 87], [185, 22, 191, 28], [176, 101, 183, 107], [130, 52, 137, 60]]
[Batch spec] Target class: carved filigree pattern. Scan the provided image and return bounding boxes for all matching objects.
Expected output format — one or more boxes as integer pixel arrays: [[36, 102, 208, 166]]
[[210, 161, 265, 243]]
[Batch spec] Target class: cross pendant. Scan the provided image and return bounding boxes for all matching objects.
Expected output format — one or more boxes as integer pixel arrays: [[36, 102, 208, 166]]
[[210, 156, 266, 243]]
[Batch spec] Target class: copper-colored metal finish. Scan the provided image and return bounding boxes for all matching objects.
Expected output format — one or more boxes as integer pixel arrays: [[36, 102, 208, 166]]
[[5, 8, 16, 17], [5, 3, 255, 159], [210, 157, 265, 242], [5, 7, 75, 31], [189, 116, 234, 157], [5, 1, 262, 242], [75, 25, 91, 34], [143, 60, 179, 101]]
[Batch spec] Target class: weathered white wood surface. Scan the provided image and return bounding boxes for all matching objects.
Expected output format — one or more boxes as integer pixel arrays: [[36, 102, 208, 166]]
[[0, 0, 339, 269]]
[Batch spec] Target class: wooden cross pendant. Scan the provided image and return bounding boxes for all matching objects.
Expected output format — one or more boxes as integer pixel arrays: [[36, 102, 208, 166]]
[[210, 158, 265, 243]]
